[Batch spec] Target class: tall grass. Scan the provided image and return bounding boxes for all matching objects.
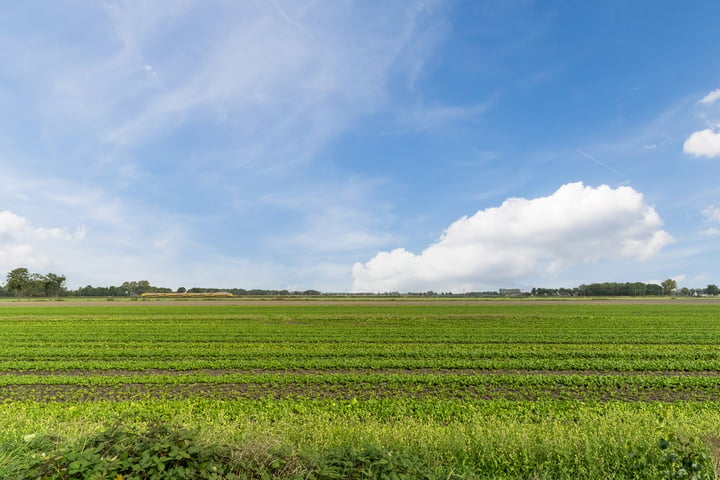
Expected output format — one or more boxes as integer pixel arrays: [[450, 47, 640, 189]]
[[0, 399, 717, 479]]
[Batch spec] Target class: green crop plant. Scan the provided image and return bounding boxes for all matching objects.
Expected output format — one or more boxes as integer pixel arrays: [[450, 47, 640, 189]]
[[1, 302, 720, 477]]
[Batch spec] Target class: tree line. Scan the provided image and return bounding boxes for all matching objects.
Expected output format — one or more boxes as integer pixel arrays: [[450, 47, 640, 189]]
[[0, 267, 717, 298], [74, 284, 322, 297], [534, 280, 719, 297], [3, 268, 67, 298], [0, 268, 323, 297]]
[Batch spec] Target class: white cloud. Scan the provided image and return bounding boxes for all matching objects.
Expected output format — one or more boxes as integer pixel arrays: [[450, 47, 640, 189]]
[[352, 182, 673, 292], [0, 210, 83, 271], [262, 177, 398, 253], [684, 128, 720, 157], [0, 2, 451, 290], [17, 0, 446, 169], [395, 101, 492, 132], [700, 88, 720, 105], [700, 206, 720, 236], [0, 210, 83, 242], [703, 205, 720, 223], [692, 273, 711, 284], [685, 88, 720, 157]]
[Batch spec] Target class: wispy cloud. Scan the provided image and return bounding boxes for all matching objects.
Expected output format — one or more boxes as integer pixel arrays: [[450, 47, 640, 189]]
[[700, 88, 720, 105], [262, 177, 398, 253], [576, 149, 622, 176], [20, 1, 448, 165], [395, 101, 492, 132], [0, 0, 454, 216], [703, 205, 720, 223], [0, 1, 451, 289]]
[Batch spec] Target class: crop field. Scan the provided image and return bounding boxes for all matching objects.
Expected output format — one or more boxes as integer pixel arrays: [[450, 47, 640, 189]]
[[2, 300, 720, 478]]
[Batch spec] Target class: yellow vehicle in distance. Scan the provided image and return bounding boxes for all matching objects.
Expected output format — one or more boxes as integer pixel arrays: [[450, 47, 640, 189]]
[[140, 292, 233, 298]]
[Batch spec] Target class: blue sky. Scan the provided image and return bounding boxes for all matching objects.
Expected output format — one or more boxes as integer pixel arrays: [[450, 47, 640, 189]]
[[1, 0, 720, 292]]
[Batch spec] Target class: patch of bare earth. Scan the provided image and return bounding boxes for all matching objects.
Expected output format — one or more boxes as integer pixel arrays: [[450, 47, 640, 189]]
[[0, 381, 715, 403]]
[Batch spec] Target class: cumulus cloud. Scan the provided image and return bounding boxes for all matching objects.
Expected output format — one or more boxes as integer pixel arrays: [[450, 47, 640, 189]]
[[0, 210, 83, 270], [685, 88, 720, 157], [352, 183, 673, 292], [683, 128, 720, 158], [700, 88, 720, 105]]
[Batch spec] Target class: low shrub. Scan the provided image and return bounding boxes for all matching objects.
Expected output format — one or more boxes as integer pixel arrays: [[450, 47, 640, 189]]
[[5, 423, 240, 479], [312, 444, 436, 480], [2, 423, 448, 480], [2, 421, 714, 479]]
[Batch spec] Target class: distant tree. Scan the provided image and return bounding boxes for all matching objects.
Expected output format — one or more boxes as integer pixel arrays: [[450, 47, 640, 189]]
[[661, 278, 677, 296], [4, 271, 67, 297], [120, 280, 153, 296], [705, 284, 720, 296], [6, 268, 31, 297], [120, 281, 136, 296], [618, 282, 646, 296], [39, 273, 66, 297], [78, 285, 101, 296], [580, 283, 616, 296], [135, 280, 152, 295], [108, 286, 123, 296], [177, 287, 186, 294], [28, 273, 48, 297], [646, 284, 663, 295], [532, 287, 559, 296]]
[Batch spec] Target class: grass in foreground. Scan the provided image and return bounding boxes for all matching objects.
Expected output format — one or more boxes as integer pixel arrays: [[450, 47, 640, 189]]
[[0, 399, 718, 479]]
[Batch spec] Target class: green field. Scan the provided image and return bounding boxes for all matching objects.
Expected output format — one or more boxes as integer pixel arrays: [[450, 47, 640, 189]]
[[1, 301, 720, 478]]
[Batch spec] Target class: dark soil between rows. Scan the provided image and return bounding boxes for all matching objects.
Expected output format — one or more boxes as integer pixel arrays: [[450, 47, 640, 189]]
[[1, 382, 718, 403]]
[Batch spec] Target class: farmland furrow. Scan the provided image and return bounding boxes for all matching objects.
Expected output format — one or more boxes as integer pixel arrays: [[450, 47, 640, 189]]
[[0, 381, 717, 402]]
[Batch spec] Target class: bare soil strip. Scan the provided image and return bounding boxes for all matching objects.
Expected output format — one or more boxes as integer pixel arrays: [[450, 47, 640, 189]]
[[0, 382, 716, 403]]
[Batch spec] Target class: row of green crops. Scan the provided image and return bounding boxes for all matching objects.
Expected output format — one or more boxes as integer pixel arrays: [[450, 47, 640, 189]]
[[1, 301, 720, 478], [3, 344, 720, 371], [1, 302, 720, 341], [1, 304, 720, 365]]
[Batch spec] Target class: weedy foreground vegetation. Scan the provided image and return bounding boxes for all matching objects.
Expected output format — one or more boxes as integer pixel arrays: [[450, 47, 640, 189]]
[[1, 301, 720, 478]]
